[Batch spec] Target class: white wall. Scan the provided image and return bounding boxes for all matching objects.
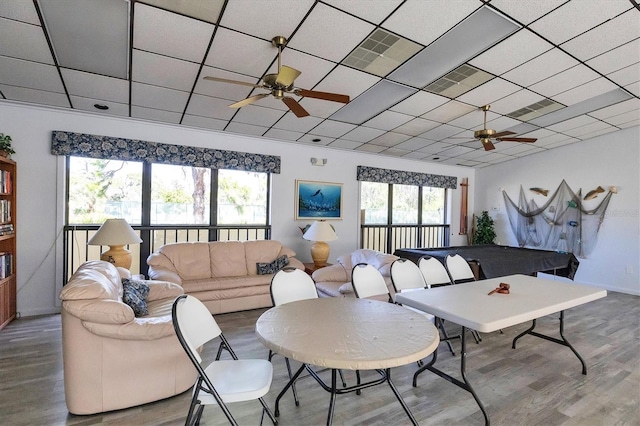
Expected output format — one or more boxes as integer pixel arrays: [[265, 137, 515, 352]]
[[475, 126, 640, 295], [0, 102, 475, 317]]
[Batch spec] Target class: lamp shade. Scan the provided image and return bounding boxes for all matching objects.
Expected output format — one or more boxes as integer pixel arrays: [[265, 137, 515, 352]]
[[303, 221, 338, 242], [87, 219, 142, 246]]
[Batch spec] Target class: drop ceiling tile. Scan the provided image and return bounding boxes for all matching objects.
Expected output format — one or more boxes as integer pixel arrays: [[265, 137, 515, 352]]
[[340, 126, 386, 142], [132, 50, 200, 92], [561, 10, 640, 61], [547, 115, 597, 132], [488, 0, 566, 25], [394, 137, 432, 151], [287, 2, 374, 63], [0, 84, 69, 107], [497, 143, 545, 156], [485, 115, 523, 131], [552, 78, 619, 106], [327, 139, 364, 149], [273, 112, 323, 133], [533, 132, 578, 147], [417, 141, 453, 154], [297, 134, 334, 145], [131, 106, 182, 124], [421, 101, 477, 122], [298, 97, 345, 118], [368, 132, 411, 147], [220, 0, 313, 40], [438, 145, 476, 157], [225, 122, 268, 137], [588, 98, 640, 119], [529, 65, 600, 98], [586, 38, 640, 75], [393, 118, 441, 136], [185, 94, 237, 120], [625, 81, 640, 97], [324, 0, 403, 24], [131, 82, 189, 113], [390, 91, 449, 116], [231, 104, 285, 127], [205, 29, 275, 77], [600, 110, 640, 126], [0, 56, 64, 92], [501, 48, 579, 87], [134, 3, 214, 62], [381, 147, 411, 157], [447, 110, 499, 130], [310, 120, 357, 138], [181, 114, 228, 131], [265, 49, 336, 90], [69, 96, 128, 117], [355, 143, 387, 153], [469, 29, 552, 76], [194, 66, 256, 101], [528, 0, 632, 44], [485, 90, 546, 115], [143, 0, 224, 23], [542, 137, 580, 149], [383, 0, 480, 46], [473, 150, 513, 164], [576, 126, 620, 140], [61, 68, 129, 103], [363, 110, 413, 130], [263, 128, 305, 142], [310, 65, 380, 100], [402, 151, 429, 160], [515, 128, 557, 139], [0, 17, 54, 64], [0, 0, 41, 24], [253, 96, 290, 112], [564, 121, 614, 137], [456, 78, 521, 106], [618, 118, 640, 129], [420, 123, 466, 140], [607, 63, 640, 86]]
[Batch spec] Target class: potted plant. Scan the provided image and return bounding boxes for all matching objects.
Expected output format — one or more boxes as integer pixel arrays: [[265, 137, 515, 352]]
[[473, 210, 497, 245], [0, 133, 15, 158]]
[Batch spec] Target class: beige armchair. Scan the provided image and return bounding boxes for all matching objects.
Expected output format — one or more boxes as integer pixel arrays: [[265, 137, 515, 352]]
[[312, 249, 398, 298], [59, 261, 197, 415]]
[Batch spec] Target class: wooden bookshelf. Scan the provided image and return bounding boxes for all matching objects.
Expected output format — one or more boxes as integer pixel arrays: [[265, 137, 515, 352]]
[[0, 157, 16, 331]]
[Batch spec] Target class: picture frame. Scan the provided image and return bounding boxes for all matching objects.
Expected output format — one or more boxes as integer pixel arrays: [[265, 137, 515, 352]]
[[295, 180, 343, 220]]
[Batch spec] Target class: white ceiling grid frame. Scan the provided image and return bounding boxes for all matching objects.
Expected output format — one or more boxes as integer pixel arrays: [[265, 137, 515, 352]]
[[0, 17, 54, 64], [219, 0, 313, 40], [323, 0, 404, 25], [134, 3, 214, 63], [528, 0, 633, 44], [501, 48, 580, 87], [204, 28, 275, 77], [132, 50, 201, 92], [61, 68, 129, 104], [0, 0, 41, 24], [487, 0, 567, 25], [287, 2, 375, 62]]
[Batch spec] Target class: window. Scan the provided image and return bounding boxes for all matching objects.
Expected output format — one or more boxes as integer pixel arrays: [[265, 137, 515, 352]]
[[361, 182, 388, 224], [422, 186, 445, 224], [218, 169, 268, 225], [151, 164, 210, 225]]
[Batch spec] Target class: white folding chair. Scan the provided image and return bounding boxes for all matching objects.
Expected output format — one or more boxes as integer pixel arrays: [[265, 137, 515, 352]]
[[418, 256, 454, 288], [172, 294, 277, 426], [444, 254, 482, 343], [351, 263, 393, 301], [391, 258, 458, 355]]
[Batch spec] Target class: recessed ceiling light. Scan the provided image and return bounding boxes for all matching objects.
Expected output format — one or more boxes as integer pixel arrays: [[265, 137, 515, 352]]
[[312, 138, 322, 142], [94, 103, 109, 110], [432, 157, 440, 160]]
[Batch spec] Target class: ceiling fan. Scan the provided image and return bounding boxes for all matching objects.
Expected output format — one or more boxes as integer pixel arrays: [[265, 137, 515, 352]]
[[203, 36, 350, 118], [468, 105, 537, 151]]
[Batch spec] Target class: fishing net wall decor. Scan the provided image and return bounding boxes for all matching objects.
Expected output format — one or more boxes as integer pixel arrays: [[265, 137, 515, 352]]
[[502, 180, 615, 258]]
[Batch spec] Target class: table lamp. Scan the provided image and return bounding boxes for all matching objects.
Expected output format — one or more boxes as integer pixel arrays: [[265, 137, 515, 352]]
[[303, 220, 338, 268], [87, 218, 142, 269]]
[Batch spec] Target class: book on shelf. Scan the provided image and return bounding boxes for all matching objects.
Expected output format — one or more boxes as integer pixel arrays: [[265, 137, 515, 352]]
[[0, 252, 13, 279], [0, 199, 10, 223], [0, 170, 11, 194], [0, 224, 14, 236]]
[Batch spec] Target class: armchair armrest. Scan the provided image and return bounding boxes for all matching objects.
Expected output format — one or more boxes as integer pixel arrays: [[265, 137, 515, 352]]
[[312, 264, 348, 282], [146, 280, 184, 302], [147, 269, 182, 286]]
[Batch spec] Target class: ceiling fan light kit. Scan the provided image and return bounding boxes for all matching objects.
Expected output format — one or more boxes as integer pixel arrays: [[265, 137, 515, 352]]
[[470, 104, 538, 151], [204, 36, 350, 118]]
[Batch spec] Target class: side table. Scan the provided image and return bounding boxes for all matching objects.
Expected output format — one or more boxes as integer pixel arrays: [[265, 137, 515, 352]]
[[303, 262, 332, 276]]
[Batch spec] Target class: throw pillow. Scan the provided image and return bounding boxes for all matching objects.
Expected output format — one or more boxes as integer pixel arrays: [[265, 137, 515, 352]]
[[256, 255, 290, 275], [122, 278, 150, 317]]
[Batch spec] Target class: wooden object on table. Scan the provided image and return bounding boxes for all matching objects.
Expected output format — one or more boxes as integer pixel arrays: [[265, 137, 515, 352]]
[[0, 157, 16, 331], [304, 262, 332, 275]]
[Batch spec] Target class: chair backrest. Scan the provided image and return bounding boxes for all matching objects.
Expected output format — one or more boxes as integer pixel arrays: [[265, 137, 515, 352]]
[[172, 294, 222, 364], [390, 258, 428, 293], [418, 256, 453, 287], [445, 254, 476, 283], [270, 267, 318, 306], [351, 263, 391, 300]]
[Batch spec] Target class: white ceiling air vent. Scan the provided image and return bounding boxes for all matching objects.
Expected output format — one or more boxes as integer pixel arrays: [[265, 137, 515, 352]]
[[507, 99, 565, 121], [424, 64, 493, 98], [343, 29, 422, 77]]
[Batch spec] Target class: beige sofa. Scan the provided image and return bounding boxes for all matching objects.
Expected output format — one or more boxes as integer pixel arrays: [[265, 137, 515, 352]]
[[59, 260, 196, 415], [312, 249, 399, 298], [146, 240, 304, 314]]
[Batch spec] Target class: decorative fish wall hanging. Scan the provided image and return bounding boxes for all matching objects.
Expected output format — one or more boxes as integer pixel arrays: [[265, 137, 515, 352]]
[[584, 186, 605, 200], [530, 187, 549, 196]]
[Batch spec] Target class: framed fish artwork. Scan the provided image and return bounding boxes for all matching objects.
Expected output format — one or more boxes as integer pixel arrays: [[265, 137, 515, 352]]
[[295, 180, 343, 220]]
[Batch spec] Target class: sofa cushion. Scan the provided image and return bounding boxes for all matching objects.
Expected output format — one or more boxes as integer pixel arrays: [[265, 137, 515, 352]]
[[256, 255, 289, 275], [60, 262, 122, 302], [245, 240, 287, 275], [209, 241, 248, 277], [181, 274, 272, 293], [338, 282, 354, 294], [122, 279, 150, 317], [63, 299, 135, 324], [158, 242, 212, 280]]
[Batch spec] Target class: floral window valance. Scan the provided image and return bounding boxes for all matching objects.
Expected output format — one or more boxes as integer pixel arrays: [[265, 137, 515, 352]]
[[51, 131, 281, 174], [357, 166, 457, 189]]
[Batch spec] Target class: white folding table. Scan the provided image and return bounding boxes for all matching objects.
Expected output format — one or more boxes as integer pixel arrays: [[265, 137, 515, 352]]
[[395, 274, 607, 425]]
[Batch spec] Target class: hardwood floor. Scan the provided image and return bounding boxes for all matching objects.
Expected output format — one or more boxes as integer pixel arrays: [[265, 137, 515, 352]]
[[1, 291, 638, 426]]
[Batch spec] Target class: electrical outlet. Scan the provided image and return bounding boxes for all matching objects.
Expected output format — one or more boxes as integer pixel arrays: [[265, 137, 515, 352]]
[[626, 266, 633, 274]]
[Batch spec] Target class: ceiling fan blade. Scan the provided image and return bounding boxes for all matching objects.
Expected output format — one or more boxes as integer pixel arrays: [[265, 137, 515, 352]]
[[482, 139, 495, 151], [296, 89, 350, 103], [204, 76, 262, 88], [282, 97, 310, 118], [496, 137, 537, 143], [275, 65, 301, 87], [491, 131, 516, 138], [229, 93, 270, 108]]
